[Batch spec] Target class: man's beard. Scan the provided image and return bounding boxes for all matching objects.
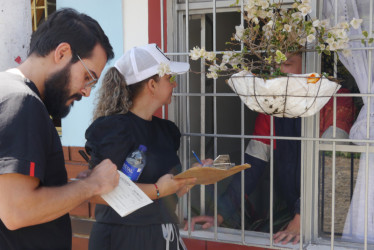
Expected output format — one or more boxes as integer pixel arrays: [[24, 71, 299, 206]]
[[43, 62, 82, 119]]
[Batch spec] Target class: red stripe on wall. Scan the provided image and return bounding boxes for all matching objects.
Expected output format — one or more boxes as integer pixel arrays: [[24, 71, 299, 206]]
[[148, 0, 168, 119], [30, 162, 35, 177]]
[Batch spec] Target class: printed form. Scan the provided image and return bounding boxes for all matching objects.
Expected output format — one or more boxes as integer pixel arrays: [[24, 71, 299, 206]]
[[101, 171, 153, 217]]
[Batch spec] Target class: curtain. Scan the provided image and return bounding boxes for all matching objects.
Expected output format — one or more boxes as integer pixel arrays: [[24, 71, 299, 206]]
[[323, 0, 374, 243]]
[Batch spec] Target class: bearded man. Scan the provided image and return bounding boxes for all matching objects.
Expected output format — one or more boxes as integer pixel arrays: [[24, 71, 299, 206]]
[[0, 8, 120, 250]]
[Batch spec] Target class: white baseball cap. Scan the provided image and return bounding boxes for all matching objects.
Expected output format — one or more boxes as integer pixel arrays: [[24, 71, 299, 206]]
[[114, 43, 190, 85]]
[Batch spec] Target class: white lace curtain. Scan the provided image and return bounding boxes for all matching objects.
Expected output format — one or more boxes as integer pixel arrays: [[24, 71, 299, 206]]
[[323, 0, 374, 243]]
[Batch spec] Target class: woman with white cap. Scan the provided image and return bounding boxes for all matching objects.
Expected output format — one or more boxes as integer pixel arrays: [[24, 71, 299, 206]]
[[85, 44, 194, 250]]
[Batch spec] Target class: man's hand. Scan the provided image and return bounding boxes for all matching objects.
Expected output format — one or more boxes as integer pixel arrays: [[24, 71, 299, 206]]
[[183, 214, 224, 231], [273, 214, 300, 245], [83, 159, 119, 196]]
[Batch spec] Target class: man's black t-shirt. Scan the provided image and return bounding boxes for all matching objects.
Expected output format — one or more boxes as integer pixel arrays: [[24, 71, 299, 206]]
[[0, 70, 71, 250], [85, 111, 181, 225]]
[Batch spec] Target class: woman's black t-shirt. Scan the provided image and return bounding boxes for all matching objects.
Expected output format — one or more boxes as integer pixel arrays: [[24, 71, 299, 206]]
[[85, 112, 182, 225]]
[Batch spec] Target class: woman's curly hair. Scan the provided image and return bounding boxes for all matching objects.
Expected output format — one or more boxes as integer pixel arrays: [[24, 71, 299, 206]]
[[92, 67, 157, 120]]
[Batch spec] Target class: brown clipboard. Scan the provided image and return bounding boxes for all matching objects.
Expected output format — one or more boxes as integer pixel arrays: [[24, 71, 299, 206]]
[[174, 164, 251, 185]]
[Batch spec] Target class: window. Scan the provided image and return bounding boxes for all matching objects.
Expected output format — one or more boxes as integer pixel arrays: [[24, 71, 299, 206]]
[[163, 0, 374, 249]]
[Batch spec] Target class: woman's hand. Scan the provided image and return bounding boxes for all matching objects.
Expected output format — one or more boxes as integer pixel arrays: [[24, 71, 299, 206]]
[[156, 174, 196, 198]]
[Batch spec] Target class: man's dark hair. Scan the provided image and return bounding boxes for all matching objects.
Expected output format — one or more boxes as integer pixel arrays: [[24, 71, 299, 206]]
[[28, 8, 114, 62]]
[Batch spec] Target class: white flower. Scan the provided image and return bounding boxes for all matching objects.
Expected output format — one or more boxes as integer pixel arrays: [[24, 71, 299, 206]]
[[329, 42, 338, 51], [252, 17, 259, 25], [208, 64, 219, 73], [219, 63, 228, 71], [283, 24, 292, 32], [350, 18, 363, 29], [338, 22, 350, 30], [257, 10, 268, 19], [337, 39, 349, 49], [189, 46, 207, 60], [246, 8, 257, 19], [206, 72, 218, 79], [259, 0, 269, 9], [336, 30, 348, 39], [292, 12, 303, 23], [326, 37, 335, 45], [319, 44, 326, 50], [313, 20, 320, 28], [298, 38, 307, 46], [302, 0, 310, 3], [235, 25, 245, 41], [342, 49, 352, 57], [309, 27, 316, 34], [158, 62, 171, 77], [298, 3, 312, 16], [205, 51, 216, 61], [307, 34, 316, 43], [222, 52, 233, 64], [292, 3, 299, 8], [320, 19, 330, 28], [266, 20, 274, 27], [189, 47, 201, 60], [244, 1, 255, 11], [199, 47, 207, 58]]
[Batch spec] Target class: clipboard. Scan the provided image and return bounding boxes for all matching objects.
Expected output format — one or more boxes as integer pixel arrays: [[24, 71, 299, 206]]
[[174, 163, 251, 185]]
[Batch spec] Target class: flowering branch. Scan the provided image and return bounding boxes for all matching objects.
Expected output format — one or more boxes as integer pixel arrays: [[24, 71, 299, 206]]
[[190, 0, 367, 79]]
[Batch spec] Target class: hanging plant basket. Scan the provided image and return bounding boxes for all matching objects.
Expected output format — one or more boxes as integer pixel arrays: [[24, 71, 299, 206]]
[[227, 71, 341, 118]]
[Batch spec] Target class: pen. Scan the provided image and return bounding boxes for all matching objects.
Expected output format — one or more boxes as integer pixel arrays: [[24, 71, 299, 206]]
[[192, 150, 203, 165], [78, 150, 90, 163]]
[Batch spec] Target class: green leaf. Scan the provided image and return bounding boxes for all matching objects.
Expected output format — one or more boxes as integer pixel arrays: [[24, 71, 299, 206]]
[[369, 38, 374, 44], [363, 30, 369, 38], [170, 75, 177, 83]]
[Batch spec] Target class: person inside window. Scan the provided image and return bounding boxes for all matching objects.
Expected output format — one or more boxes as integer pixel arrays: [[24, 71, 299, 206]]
[[184, 52, 355, 245]]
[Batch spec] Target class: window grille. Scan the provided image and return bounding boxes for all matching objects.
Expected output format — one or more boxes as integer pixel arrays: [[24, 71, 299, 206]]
[[161, 0, 374, 249]]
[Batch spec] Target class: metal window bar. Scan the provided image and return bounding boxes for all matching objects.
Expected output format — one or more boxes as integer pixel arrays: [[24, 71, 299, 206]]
[[364, 1, 374, 249], [239, 0, 246, 245], [200, 14, 206, 217], [212, 0, 218, 241], [161, 0, 166, 119], [185, 0, 192, 240]]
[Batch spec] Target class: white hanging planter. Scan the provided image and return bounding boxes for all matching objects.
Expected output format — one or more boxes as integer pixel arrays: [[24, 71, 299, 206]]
[[227, 71, 341, 118]]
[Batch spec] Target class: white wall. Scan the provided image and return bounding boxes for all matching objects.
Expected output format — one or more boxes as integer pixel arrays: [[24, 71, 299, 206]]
[[0, 0, 31, 71], [123, 0, 149, 51]]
